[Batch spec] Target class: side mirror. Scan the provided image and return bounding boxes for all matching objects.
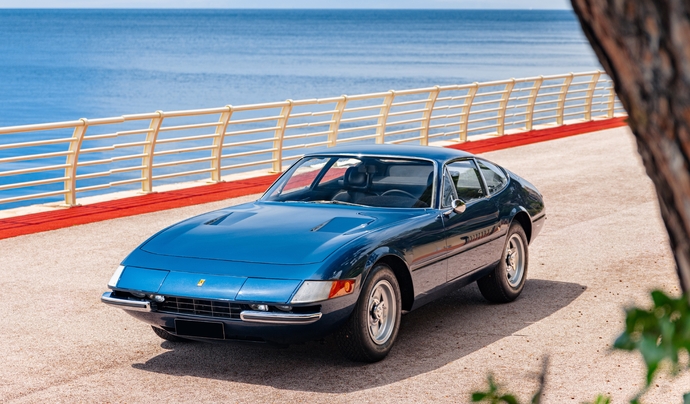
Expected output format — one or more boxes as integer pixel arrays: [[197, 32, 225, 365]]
[[452, 199, 466, 214], [443, 199, 466, 217]]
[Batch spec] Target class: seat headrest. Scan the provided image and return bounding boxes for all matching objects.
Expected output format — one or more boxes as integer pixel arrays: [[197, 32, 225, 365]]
[[344, 166, 369, 189]]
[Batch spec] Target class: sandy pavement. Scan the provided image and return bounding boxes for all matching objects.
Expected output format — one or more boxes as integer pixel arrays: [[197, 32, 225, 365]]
[[1, 126, 688, 403]]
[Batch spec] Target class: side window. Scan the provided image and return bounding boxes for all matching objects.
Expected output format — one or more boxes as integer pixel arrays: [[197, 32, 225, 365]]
[[445, 160, 485, 203], [441, 169, 457, 208], [477, 159, 508, 194]]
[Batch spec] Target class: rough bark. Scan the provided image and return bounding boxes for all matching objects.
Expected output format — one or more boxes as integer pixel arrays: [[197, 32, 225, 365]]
[[570, 0, 690, 293]]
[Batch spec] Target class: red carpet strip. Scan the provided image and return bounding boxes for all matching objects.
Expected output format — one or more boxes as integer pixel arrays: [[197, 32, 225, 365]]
[[0, 117, 626, 240]]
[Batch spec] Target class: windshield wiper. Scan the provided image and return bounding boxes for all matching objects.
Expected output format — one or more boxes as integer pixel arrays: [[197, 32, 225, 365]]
[[307, 200, 365, 207]]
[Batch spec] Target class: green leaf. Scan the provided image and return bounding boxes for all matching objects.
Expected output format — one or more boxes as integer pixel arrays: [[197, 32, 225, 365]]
[[499, 394, 519, 404], [683, 392, 690, 404], [471, 392, 488, 402], [651, 290, 673, 307]]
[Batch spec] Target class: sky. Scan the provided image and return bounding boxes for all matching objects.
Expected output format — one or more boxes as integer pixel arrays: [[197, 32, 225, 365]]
[[0, 0, 572, 9]]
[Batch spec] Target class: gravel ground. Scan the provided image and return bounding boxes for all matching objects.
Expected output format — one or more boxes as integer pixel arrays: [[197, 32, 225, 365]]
[[1, 126, 688, 403]]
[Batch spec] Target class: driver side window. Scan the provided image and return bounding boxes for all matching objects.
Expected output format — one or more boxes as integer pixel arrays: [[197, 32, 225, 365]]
[[444, 160, 485, 204]]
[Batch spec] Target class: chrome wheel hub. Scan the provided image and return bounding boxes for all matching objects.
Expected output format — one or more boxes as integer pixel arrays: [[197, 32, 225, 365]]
[[367, 280, 396, 345], [505, 234, 525, 288]]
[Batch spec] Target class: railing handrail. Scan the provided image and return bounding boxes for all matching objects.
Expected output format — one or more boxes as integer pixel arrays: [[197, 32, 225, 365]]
[[0, 70, 626, 208]]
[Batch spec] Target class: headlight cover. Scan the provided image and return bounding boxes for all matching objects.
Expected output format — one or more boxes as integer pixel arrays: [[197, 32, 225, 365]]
[[290, 279, 355, 304], [108, 265, 125, 288]]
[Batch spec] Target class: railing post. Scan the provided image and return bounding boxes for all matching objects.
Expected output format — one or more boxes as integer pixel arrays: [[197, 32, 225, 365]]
[[63, 118, 88, 206], [584, 71, 601, 121], [556, 73, 575, 125], [607, 79, 616, 118], [525, 76, 544, 131], [376, 91, 395, 144], [271, 100, 293, 173], [496, 80, 516, 136], [142, 111, 163, 193], [328, 96, 347, 147], [420, 86, 440, 146], [210, 106, 233, 182], [459, 83, 479, 142]]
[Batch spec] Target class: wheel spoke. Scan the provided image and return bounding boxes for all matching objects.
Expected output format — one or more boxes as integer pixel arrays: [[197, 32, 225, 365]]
[[370, 319, 380, 336]]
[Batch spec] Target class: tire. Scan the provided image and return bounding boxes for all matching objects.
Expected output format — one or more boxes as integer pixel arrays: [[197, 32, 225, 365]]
[[477, 222, 529, 303], [335, 263, 402, 363], [151, 326, 190, 342]]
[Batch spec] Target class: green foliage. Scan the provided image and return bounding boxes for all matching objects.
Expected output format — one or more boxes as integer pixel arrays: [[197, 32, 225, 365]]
[[613, 290, 690, 395], [472, 357, 549, 404], [471, 374, 519, 404], [471, 373, 607, 404], [585, 395, 611, 404], [473, 291, 690, 403]]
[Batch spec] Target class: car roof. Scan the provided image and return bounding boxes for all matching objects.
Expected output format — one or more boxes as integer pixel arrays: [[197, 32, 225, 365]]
[[303, 144, 473, 164]]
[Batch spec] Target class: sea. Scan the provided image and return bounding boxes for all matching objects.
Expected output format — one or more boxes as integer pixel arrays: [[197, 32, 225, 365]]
[[0, 9, 601, 208], [1, 9, 599, 126]]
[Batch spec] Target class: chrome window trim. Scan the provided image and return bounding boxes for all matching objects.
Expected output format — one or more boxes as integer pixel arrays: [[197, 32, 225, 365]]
[[475, 157, 510, 196], [441, 157, 489, 206]]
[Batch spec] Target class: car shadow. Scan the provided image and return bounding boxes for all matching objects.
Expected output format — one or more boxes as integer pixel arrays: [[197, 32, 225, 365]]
[[132, 278, 584, 393]]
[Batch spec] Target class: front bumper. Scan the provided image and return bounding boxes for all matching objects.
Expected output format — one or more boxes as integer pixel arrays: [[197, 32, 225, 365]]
[[101, 291, 151, 312], [101, 292, 322, 324], [101, 291, 355, 344]]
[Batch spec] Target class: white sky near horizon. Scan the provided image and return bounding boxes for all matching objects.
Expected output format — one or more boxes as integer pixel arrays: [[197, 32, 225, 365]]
[[0, 0, 572, 9]]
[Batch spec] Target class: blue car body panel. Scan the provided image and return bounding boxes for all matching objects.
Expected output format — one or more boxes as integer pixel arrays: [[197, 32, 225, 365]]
[[106, 144, 545, 345], [235, 278, 302, 303], [158, 272, 246, 301], [117, 267, 169, 292]]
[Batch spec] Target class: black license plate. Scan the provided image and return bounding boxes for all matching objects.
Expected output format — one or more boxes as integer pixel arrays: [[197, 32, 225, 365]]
[[175, 319, 225, 340]]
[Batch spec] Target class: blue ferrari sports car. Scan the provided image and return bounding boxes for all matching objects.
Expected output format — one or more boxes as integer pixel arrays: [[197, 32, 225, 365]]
[[102, 144, 545, 362]]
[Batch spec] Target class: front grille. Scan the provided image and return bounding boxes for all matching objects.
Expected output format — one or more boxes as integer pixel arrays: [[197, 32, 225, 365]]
[[157, 296, 243, 320]]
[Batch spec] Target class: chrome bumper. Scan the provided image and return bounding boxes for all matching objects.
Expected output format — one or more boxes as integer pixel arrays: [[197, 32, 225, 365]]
[[239, 310, 322, 324], [101, 292, 322, 324], [101, 292, 151, 312]]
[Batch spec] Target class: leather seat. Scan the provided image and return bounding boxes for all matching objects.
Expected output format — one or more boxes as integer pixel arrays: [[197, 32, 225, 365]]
[[332, 166, 375, 203]]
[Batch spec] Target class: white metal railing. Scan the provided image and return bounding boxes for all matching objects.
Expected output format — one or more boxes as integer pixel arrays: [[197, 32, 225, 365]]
[[0, 70, 626, 208]]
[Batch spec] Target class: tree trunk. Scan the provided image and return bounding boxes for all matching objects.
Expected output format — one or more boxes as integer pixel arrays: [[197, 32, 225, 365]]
[[570, 0, 690, 293]]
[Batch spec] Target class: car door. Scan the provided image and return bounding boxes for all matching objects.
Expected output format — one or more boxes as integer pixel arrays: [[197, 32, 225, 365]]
[[441, 159, 501, 281], [407, 211, 449, 297], [403, 167, 447, 297]]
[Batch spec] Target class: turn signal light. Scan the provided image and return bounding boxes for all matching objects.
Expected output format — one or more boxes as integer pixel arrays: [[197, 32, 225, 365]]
[[328, 280, 355, 299], [291, 279, 357, 304]]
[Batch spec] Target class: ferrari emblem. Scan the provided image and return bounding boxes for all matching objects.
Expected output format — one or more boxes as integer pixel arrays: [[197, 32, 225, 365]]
[[197, 279, 206, 287]]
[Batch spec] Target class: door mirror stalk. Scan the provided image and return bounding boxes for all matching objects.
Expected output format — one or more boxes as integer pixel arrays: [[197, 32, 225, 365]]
[[443, 199, 466, 217]]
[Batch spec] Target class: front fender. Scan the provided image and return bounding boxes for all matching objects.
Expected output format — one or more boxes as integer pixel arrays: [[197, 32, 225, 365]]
[[360, 246, 408, 284]]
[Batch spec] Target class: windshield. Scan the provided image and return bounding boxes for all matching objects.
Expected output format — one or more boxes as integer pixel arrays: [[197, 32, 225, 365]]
[[262, 156, 435, 208]]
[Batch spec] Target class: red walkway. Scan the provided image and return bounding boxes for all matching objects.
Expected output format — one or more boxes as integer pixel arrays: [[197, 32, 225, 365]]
[[0, 117, 626, 240]]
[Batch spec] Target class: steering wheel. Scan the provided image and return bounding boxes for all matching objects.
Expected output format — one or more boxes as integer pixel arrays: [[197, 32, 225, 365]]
[[381, 189, 417, 199]]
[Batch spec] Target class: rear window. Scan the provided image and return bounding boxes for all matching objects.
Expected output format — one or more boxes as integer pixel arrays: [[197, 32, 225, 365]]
[[477, 159, 508, 194]]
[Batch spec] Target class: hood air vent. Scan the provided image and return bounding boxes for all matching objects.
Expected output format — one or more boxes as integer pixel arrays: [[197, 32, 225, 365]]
[[204, 213, 233, 226], [311, 217, 373, 233]]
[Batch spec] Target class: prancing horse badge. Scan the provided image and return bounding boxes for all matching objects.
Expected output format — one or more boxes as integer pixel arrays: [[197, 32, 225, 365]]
[[197, 279, 206, 287]]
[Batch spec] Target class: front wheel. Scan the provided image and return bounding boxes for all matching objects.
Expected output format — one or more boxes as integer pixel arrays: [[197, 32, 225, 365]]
[[335, 263, 401, 363], [477, 222, 529, 303]]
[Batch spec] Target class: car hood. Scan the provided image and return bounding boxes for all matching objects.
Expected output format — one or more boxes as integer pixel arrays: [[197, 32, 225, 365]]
[[140, 202, 419, 265]]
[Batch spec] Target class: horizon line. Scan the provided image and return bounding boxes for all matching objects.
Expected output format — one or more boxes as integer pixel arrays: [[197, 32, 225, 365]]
[[0, 7, 572, 10]]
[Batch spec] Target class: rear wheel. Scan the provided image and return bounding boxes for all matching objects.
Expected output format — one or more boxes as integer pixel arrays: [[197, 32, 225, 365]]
[[477, 222, 529, 303], [151, 326, 190, 342], [335, 263, 401, 363]]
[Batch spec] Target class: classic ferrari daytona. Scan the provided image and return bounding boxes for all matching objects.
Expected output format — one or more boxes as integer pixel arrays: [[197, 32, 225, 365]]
[[102, 144, 545, 362]]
